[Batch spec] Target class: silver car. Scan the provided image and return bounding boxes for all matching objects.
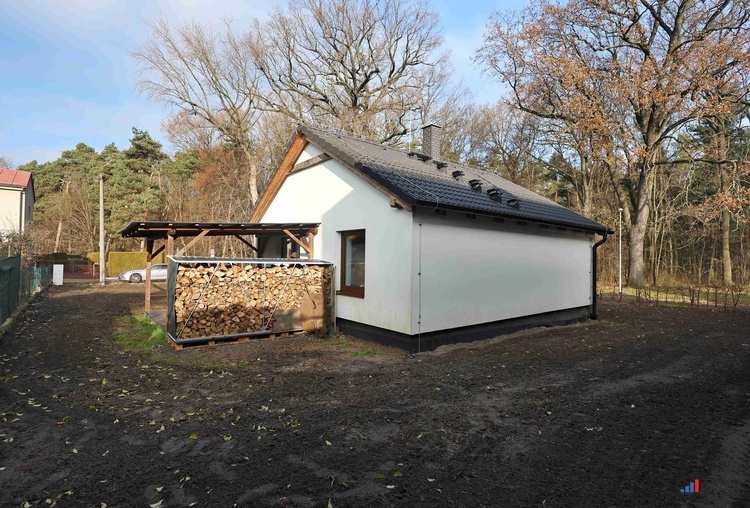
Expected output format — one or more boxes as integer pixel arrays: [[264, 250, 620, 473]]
[[118, 263, 168, 283]]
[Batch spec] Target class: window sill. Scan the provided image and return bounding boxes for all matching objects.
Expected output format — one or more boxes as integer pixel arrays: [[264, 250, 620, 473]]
[[337, 288, 364, 299]]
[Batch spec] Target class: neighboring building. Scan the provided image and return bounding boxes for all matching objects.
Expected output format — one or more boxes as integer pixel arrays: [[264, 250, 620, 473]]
[[251, 125, 612, 351], [0, 168, 34, 240]]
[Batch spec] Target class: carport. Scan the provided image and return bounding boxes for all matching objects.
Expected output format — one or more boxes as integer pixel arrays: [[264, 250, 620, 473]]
[[119, 221, 320, 312]]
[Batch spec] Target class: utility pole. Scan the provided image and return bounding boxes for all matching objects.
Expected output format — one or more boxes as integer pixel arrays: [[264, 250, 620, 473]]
[[99, 175, 106, 285]]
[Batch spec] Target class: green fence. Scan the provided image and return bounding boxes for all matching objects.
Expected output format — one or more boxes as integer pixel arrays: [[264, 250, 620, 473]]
[[0, 256, 52, 325]]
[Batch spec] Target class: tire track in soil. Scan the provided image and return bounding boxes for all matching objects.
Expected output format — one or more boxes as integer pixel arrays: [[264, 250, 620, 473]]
[[694, 414, 750, 507]]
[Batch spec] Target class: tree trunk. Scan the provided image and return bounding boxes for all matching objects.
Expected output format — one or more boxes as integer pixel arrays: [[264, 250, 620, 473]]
[[54, 220, 63, 253], [628, 170, 650, 287], [722, 209, 732, 286], [715, 126, 732, 287]]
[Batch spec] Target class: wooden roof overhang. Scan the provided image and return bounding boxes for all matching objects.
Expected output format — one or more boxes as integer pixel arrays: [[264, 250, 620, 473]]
[[119, 221, 320, 311], [120, 221, 319, 240]]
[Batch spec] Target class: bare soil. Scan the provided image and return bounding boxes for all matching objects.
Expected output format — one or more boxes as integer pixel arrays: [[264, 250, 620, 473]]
[[1, 283, 749, 507]]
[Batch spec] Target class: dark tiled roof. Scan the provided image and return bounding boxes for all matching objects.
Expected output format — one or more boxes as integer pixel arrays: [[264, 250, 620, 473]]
[[299, 125, 610, 234]]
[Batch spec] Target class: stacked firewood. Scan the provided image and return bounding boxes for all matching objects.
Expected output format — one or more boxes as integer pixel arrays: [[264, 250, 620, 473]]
[[173, 262, 331, 339]]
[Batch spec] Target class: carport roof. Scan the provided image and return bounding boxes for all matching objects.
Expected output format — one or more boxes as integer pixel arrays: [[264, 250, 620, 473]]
[[119, 221, 320, 240]]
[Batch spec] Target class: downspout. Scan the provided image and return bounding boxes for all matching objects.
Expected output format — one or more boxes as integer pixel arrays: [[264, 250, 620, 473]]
[[590, 231, 608, 320]]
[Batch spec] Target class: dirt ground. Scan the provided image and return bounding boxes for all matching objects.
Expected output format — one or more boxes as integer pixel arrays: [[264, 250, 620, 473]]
[[1, 283, 749, 508]]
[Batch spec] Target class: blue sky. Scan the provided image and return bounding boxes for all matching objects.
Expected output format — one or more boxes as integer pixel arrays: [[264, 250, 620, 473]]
[[0, 0, 524, 166]]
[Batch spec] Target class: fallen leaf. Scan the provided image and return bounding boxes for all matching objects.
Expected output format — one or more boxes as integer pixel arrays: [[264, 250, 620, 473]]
[[189, 433, 199, 439], [325, 440, 331, 446]]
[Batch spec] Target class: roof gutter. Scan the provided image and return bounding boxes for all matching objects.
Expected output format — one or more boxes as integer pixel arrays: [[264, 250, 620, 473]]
[[414, 199, 610, 236], [590, 230, 609, 320]]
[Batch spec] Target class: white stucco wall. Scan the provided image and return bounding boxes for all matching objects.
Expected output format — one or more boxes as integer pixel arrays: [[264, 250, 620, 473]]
[[411, 212, 593, 335], [0, 187, 22, 236], [260, 143, 414, 334]]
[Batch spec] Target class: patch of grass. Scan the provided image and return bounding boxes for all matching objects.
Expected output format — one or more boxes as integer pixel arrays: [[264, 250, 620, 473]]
[[113, 314, 167, 351], [352, 348, 377, 357], [326, 335, 350, 347]]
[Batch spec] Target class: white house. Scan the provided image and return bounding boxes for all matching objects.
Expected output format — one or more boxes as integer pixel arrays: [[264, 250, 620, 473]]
[[0, 168, 34, 240], [251, 125, 611, 351]]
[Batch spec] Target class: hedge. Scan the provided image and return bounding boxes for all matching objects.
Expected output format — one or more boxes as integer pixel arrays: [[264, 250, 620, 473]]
[[88, 251, 167, 276]]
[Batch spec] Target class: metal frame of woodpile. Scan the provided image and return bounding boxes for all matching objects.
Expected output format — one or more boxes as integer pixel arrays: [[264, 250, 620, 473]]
[[167, 256, 334, 348]]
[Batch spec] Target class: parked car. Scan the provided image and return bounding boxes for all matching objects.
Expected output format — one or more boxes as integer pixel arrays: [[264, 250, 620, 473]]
[[118, 263, 168, 283]]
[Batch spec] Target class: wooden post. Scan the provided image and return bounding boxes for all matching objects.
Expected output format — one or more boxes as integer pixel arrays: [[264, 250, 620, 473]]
[[166, 230, 175, 309], [307, 231, 315, 259], [145, 239, 153, 312]]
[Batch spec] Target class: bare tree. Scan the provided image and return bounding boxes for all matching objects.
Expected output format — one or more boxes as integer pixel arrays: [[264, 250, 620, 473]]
[[0, 155, 13, 168], [477, 0, 750, 287], [135, 0, 453, 209], [134, 17, 266, 205], [248, 0, 449, 144]]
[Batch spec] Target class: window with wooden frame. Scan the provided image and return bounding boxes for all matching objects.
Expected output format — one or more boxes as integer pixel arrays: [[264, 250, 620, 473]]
[[338, 229, 365, 298]]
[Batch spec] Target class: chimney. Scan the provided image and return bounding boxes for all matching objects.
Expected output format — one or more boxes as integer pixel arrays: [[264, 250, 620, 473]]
[[421, 123, 442, 159]]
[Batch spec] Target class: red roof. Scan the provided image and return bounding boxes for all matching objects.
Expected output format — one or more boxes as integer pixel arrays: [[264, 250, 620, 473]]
[[0, 168, 32, 189]]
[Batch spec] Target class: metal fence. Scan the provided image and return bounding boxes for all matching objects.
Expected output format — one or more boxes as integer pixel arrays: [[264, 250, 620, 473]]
[[33, 257, 97, 279], [0, 256, 52, 324], [600, 285, 747, 310]]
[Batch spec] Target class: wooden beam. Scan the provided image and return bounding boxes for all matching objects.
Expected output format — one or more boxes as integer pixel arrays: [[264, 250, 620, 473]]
[[234, 235, 259, 253], [176, 229, 209, 255], [152, 244, 165, 258], [292, 153, 331, 173], [250, 133, 308, 222], [283, 229, 312, 256]]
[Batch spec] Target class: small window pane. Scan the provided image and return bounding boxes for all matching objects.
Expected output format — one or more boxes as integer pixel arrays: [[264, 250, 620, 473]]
[[345, 233, 365, 287]]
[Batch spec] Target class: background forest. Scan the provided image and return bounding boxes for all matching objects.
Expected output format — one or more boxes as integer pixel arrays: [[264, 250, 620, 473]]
[[4, 0, 750, 289]]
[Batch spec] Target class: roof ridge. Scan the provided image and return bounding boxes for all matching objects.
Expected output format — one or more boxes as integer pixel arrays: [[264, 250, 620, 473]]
[[300, 124, 390, 151], [300, 124, 521, 186]]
